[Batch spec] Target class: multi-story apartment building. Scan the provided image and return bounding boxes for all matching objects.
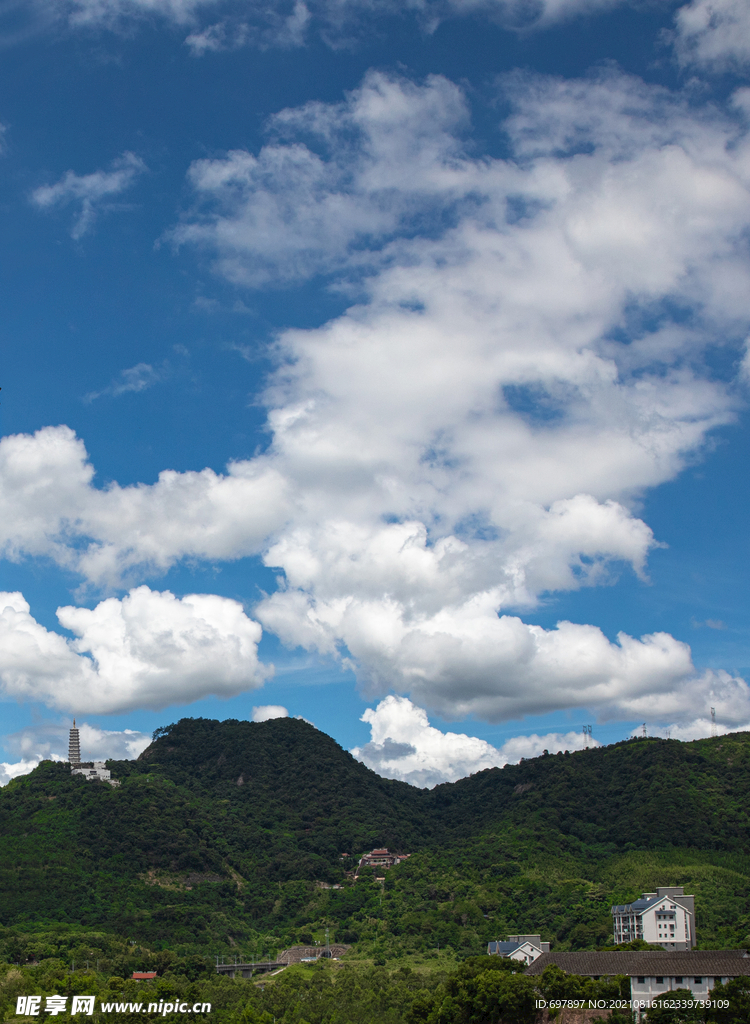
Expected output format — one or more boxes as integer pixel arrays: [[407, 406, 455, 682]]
[[611, 886, 695, 950]]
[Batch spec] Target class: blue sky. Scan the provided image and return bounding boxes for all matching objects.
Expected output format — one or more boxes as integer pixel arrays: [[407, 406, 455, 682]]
[[1, 0, 750, 787]]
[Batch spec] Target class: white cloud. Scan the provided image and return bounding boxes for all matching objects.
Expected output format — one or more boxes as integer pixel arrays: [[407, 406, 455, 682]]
[[169, 72, 472, 284], [76, 721, 153, 758], [84, 363, 161, 403], [54, 0, 750, 63], [261, 588, 750, 724], [0, 424, 289, 584], [351, 695, 598, 787], [64, 0, 213, 27], [691, 616, 727, 630], [673, 0, 750, 70], [31, 152, 146, 239], [443, 0, 652, 29], [4, 70, 750, 727], [184, 2, 310, 52], [42, 0, 750, 66], [252, 703, 289, 721], [185, 20, 249, 53], [0, 759, 49, 787], [0, 587, 271, 714], [642, 713, 750, 741], [43, 0, 645, 44]]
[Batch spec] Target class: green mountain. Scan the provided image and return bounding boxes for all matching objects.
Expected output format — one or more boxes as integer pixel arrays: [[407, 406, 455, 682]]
[[1, 717, 750, 968]]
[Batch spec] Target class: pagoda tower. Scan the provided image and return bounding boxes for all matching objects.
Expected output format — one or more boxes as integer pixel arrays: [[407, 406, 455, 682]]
[[68, 720, 81, 765]]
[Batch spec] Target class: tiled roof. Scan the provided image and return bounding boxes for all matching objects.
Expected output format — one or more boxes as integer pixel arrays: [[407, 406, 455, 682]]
[[488, 941, 523, 954], [612, 896, 658, 913], [526, 951, 750, 978], [613, 894, 692, 915]]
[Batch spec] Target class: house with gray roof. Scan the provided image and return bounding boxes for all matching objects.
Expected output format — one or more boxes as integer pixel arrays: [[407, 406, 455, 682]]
[[487, 934, 550, 964]]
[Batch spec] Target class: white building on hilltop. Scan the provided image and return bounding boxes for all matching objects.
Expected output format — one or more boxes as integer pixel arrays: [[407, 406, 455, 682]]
[[71, 761, 120, 786], [68, 723, 120, 787], [612, 886, 695, 950]]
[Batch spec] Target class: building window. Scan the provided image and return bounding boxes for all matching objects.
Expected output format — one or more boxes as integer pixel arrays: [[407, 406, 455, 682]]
[[674, 977, 683, 985], [637, 978, 645, 985], [655, 977, 663, 985], [694, 978, 702, 985]]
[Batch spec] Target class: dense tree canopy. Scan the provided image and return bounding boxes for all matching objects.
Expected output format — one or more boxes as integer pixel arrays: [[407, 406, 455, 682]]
[[1, 720, 749, 981]]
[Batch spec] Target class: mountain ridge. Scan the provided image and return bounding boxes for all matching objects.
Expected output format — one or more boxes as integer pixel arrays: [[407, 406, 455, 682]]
[[1, 718, 749, 960]]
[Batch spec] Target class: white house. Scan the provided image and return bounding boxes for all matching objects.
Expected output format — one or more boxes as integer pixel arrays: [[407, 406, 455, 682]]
[[611, 886, 695, 950], [487, 935, 551, 964]]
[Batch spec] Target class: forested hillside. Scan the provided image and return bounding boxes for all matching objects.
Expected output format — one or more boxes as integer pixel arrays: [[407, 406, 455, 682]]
[[1, 718, 749, 967]]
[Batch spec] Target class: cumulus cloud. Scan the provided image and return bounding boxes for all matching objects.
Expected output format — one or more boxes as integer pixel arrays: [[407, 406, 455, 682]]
[[261, 589, 750, 724], [169, 72, 473, 284], [4, 69, 750, 727], [0, 759, 45, 787], [252, 703, 289, 721], [0, 587, 271, 714], [673, 0, 750, 70], [31, 152, 146, 239], [351, 695, 599, 786], [0, 424, 289, 584]]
